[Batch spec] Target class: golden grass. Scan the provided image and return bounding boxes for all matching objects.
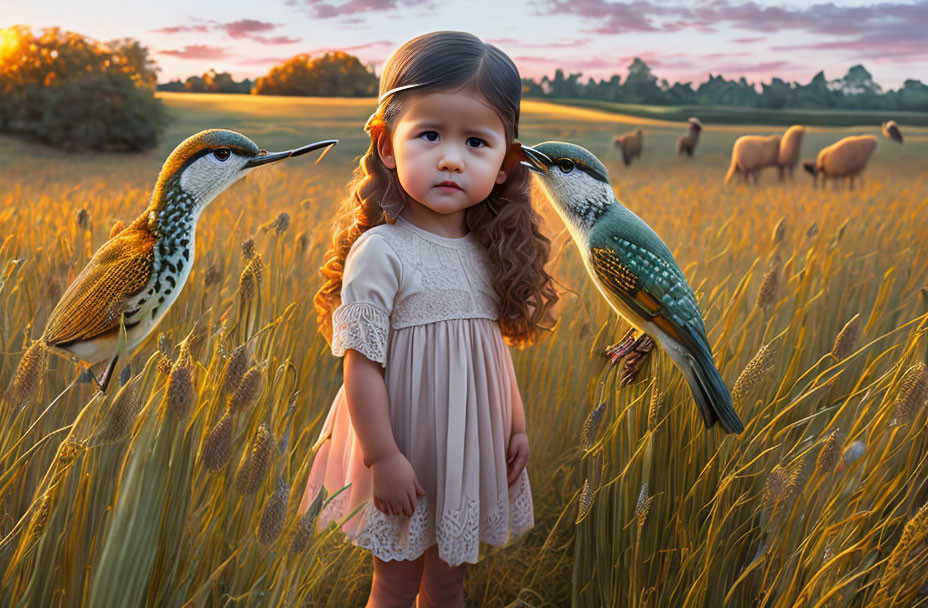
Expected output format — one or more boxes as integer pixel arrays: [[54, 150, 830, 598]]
[[0, 94, 927, 606]]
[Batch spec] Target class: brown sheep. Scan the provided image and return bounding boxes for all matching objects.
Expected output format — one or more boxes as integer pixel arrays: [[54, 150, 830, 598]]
[[613, 128, 643, 166], [882, 120, 903, 143], [802, 135, 878, 190], [777, 125, 805, 180], [725, 135, 781, 184], [676, 117, 702, 157]]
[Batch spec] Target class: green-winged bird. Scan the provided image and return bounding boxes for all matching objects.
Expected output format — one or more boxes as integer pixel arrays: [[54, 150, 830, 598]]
[[31, 129, 336, 393], [521, 141, 744, 434]]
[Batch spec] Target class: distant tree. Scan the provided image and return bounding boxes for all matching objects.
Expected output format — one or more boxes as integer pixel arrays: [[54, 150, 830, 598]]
[[252, 51, 376, 96], [894, 79, 928, 111], [169, 69, 251, 94], [621, 58, 662, 103], [0, 25, 165, 151], [157, 79, 185, 92]]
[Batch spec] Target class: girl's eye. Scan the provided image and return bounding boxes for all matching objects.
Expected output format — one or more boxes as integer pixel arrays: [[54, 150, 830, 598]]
[[214, 148, 231, 161], [466, 137, 486, 148], [419, 131, 439, 142]]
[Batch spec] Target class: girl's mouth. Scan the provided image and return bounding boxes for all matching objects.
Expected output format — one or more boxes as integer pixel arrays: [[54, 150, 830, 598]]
[[436, 181, 462, 191]]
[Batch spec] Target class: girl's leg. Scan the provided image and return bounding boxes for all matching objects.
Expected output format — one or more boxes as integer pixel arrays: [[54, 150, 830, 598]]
[[416, 544, 467, 608], [366, 553, 425, 608]]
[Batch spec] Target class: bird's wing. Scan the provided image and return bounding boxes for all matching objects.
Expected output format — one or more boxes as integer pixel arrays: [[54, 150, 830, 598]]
[[43, 224, 155, 348], [589, 239, 709, 356]]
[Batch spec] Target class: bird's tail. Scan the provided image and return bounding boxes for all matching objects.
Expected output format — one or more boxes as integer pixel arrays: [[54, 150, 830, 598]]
[[681, 349, 744, 434]]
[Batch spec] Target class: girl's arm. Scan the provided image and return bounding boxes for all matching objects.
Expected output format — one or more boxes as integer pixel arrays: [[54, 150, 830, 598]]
[[344, 348, 425, 516], [343, 349, 400, 467], [507, 351, 526, 434]]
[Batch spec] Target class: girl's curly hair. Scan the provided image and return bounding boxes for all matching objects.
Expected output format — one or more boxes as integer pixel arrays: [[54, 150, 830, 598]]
[[315, 31, 558, 347]]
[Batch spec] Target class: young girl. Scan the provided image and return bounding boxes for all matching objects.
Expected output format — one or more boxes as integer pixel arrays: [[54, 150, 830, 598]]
[[298, 31, 558, 607]]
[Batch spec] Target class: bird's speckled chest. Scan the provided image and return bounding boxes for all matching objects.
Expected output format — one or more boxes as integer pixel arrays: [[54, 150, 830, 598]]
[[123, 192, 198, 347]]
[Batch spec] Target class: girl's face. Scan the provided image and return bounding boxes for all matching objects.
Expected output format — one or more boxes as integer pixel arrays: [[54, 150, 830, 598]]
[[377, 88, 509, 216]]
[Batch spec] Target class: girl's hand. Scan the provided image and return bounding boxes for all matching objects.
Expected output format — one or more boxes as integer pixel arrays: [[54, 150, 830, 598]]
[[370, 452, 426, 517], [507, 432, 530, 485]]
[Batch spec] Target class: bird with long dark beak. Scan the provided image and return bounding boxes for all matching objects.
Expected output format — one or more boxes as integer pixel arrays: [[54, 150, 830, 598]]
[[521, 141, 744, 434], [31, 129, 336, 392]]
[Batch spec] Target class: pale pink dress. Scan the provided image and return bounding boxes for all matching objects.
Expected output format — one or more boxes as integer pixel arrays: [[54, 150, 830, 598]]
[[298, 215, 534, 567]]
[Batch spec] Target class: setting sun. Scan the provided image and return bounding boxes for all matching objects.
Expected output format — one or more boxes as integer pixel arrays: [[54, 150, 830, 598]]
[[0, 27, 21, 63]]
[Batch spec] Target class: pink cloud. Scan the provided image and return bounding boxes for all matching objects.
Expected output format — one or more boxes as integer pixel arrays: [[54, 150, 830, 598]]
[[220, 19, 278, 38], [153, 19, 300, 45], [151, 25, 210, 34], [158, 45, 230, 60], [291, 0, 432, 19]]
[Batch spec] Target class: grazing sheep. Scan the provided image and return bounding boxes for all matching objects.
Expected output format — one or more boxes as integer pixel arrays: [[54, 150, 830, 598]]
[[882, 120, 903, 143], [802, 135, 878, 190], [676, 117, 702, 157], [613, 128, 643, 166], [725, 135, 781, 184], [777, 125, 805, 180]]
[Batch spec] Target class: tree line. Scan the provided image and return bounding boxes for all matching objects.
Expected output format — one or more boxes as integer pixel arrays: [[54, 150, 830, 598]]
[[521, 58, 928, 112]]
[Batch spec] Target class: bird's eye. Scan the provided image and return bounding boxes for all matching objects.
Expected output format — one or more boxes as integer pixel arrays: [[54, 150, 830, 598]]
[[214, 148, 231, 161], [557, 159, 575, 173]]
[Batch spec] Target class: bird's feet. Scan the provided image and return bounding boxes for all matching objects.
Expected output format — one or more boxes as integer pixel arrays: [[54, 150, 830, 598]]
[[603, 330, 655, 385]]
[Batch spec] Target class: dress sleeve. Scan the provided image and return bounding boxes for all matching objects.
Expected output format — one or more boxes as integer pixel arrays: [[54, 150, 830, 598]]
[[331, 233, 401, 366]]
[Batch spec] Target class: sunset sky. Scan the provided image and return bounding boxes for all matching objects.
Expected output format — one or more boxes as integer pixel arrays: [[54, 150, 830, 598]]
[[4, 0, 926, 89]]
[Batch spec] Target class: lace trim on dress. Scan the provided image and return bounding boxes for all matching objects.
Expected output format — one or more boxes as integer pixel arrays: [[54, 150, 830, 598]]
[[331, 302, 390, 364], [348, 468, 534, 567]]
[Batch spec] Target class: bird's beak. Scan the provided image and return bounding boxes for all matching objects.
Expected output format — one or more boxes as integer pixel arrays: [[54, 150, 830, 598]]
[[519, 144, 553, 174], [243, 139, 338, 169]]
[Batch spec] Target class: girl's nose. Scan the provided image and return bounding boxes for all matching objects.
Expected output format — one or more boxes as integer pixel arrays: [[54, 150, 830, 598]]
[[437, 145, 464, 172]]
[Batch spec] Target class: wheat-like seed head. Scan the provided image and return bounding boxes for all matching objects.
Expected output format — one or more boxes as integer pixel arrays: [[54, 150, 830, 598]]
[[731, 343, 773, 407], [201, 410, 233, 473], [806, 222, 819, 239], [289, 486, 327, 555], [879, 501, 928, 599], [635, 482, 653, 528], [247, 253, 265, 285], [220, 343, 250, 398], [894, 362, 928, 425], [272, 212, 290, 236], [831, 314, 861, 361], [230, 367, 264, 414], [203, 262, 222, 290], [241, 236, 256, 261], [816, 429, 842, 476], [576, 478, 593, 524], [167, 348, 195, 420], [648, 389, 663, 432], [10, 340, 47, 404], [579, 401, 606, 449], [77, 208, 89, 230], [258, 477, 290, 546], [756, 268, 779, 310], [236, 424, 273, 495], [238, 266, 255, 301], [99, 379, 141, 442], [772, 216, 787, 246]]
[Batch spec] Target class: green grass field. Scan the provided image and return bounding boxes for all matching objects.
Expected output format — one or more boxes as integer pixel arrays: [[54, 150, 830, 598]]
[[0, 92, 927, 607]]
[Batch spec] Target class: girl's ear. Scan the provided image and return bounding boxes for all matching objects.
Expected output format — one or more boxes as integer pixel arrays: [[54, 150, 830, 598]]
[[376, 133, 397, 170], [497, 140, 524, 184]]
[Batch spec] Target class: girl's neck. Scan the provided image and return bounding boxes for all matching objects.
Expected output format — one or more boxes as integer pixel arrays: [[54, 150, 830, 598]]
[[399, 203, 470, 239]]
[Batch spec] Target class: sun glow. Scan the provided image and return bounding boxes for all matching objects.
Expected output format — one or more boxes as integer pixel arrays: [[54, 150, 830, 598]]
[[0, 28, 21, 64]]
